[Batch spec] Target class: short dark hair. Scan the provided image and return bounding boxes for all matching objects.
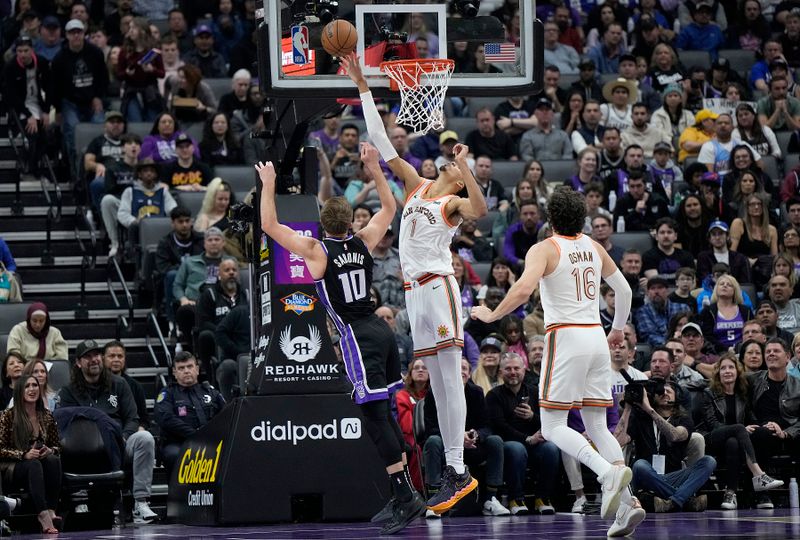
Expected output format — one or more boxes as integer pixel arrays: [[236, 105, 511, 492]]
[[585, 182, 605, 196], [675, 267, 695, 280], [787, 197, 800, 210], [103, 340, 125, 354], [340, 123, 360, 135], [174, 351, 198, 365], [623, 248, 640, 257], [603, 126, 620, 138], [651, 345, 674, 363], [121, 133, 142, 145], [765, 337, 790, 354], [518, 198, 539, 211], [547, 187, 585, 237], [170, 206, 192, 220], [655, 217, 677, 233], [632, 102, 648, 113]]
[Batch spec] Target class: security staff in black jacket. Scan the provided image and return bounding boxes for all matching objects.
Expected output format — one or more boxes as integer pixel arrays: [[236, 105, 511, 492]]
[[154, 352, 225, 476]]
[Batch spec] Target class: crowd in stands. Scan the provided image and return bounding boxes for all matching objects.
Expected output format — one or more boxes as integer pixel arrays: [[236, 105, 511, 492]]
[[2, 0, 800, 529]]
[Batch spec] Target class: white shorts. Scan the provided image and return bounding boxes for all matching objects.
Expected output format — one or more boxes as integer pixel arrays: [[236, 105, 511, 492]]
[[539, 324, 613, 410], [404, 273, 464, 358]]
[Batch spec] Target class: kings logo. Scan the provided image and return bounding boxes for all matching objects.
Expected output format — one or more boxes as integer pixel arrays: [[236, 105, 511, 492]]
[[281, 291, 317, 315]]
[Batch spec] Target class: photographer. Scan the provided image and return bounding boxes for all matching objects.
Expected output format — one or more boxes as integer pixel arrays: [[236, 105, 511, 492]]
[[616, 375, 716, 513]]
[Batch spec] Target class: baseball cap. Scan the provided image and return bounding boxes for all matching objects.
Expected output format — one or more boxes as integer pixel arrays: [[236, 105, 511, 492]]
[[680, 323, 702, 335], [578, 58, 596, 70], [619, 53, 637, 65], [694, 109, 719, 123], [65, 19, 85, 32], [15, 35, 33, 47], [104, 110, 124, 122], [653, 141, 672, 153], [174, 133, 193, 146], [769, 58, 789, 71], [42, 15, 60, 28], [711, 57, 730, 71], [75, 339, 103, 359], [20, 10, 38, 20], [135, 158, 159, 173], [205, 226, 224, 239], [708, 220, 729, 233], [701, 171, 720, 186], [193, 23, 213, 36], [695, 0, 714, 10], [480, 336, 504, 352], [535, 97, 554, 110], [439, 130, 458, 145], [647, 276, 669, 289]]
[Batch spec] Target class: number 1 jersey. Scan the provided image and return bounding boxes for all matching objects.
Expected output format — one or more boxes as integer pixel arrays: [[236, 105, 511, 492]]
[[540, 234, 602, 327], [315, 235, 375, 326]]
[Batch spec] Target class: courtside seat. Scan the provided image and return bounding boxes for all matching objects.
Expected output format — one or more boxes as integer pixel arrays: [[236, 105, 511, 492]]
[[0, 302, 32, 335], [492, 160, 526, 188], [676, 50, 711, 71], [175, 192, 205, 217], [214, 166, 256, 193], [540, 159, 576, 184]]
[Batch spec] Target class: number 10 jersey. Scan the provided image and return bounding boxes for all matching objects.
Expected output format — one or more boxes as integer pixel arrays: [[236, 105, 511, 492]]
[[315, 235, 374, 326]]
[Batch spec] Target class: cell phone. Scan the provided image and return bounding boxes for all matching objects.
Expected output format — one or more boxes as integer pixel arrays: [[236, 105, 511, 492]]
[[138, 48, 160, 65], [33, 439, 44, 450], [519, 396, 529, 405]]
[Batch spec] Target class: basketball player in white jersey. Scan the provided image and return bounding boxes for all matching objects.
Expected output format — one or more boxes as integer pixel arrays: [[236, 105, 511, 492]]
[[471, 187, 646, 537], [342, 52, 486, 513]]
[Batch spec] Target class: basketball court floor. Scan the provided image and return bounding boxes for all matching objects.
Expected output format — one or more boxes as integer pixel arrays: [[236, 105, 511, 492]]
[[11, 510, 799, 539]]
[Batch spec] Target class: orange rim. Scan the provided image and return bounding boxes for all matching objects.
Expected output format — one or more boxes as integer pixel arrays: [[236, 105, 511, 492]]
[[380, 58, 455, 92]]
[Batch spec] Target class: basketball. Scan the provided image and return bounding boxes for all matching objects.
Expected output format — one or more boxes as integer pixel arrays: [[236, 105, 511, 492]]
[[321, 19, 357, 57]]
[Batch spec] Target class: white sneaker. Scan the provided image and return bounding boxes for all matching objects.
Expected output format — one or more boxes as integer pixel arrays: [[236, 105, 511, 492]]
[[482, 496, 511, 516], [572, 495, 588, 513], [108, 243, 118, 257], [753, 473, 784, 492], [600, 465, 632, 519], [133, 500, 158, 524], [607, 499, 646, 537], [425, 508, 440, 519], [509, 500, 529, 515]]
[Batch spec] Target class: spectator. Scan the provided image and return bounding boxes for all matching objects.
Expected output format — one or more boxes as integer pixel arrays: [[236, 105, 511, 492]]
[[591, 215, 624, 264], [698, 115, 761, 179], [620, 249, 647, 310], [648, 143, 683, 206], [199, 113, 243, 166], [636, 277, 687, 347], [464, 156, 509, 212], [681, 322, 719, 378], [613, 172, 670, 232], [741, 337, 767, 372], [173, 227, 227, 344], [165, 63, 217, 124], [597, 127, 625, 184], [212, 0, 244, 62], [503, 200, 541, 267], [194, 178, 232, 233], [600, 78, 636, 131], [746, 338, 800, 509], [1, 36, 50, 176], [647, 44, 684, 95], [7, 303, 67, 362], [471, 335, 504, 395], [571, 99, 605, 154], [696, 221, 752, 284], [542, 21, 579, 74], [162, 133, 214, 192], [621, 378, 716, 512], [767, 275, 800, 333], [117, 158, 178, 251], [623, 105, 671, 161], [215, 304, 250, 364], [587, 22, 627, 74], [565, 148, 601, 193], [395, 358, 428, 491], [182, 23, 226, 78], [675, 1, 725, 59], [525, 336, 545, 387], [308, 115, 340, 162], [698, 275, 753, 353], [375, 307, 413, 373], [0, 371, 60, 533], [99, 133, 141, 256], [618, 53, 661, 111], [729, 193, 778, 262], [195, 258, 244, 394], [57, 339, 158, 524], [757, 76, 800, 131], [674, 195, 711, 257], [423, 358, 508, 515], [165, 8, 192, 54], [569, 59, 603, 103], [532, 66, 568, 113], [499, 314, 528, 368], [141, 112, 199, 163], [156, 206, 204, 323], [750, 40, 784, 92], [117, 17, 165, 123], [756, 299, 797, 344], [0, 351, 25, 408], [330, 123, 361, 190], [153, 351, 225, 476], [85, 111, 127, 211], [734, 103, 781, 160], [678, 109, 717, 164], [726, 168, 772, 223], [51, 19, 108, 178], [34, 16, 63, 62], [519, 98, 573, 161], [486, 353, 560, 515], [583, 183, 613, 234], [452, 217, 493, 264], [610, 338, 647, 410], [781, 10, 800, 67], [464, 108, 517, 161], [0, 236, 17, 285], [103, 341, 149, 429], [699, 353, 783, 509], [493, 96, 538, 146], [728, 0, 770, 51], [10, 360, 56, 410], [664, 338, 705, 388], [667, 268, 697, 315]]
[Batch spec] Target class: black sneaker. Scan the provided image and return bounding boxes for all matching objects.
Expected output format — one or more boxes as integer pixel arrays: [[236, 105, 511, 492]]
[[756, 493, 774, 509], [426, 465, 479, 514], [371, 497, 396, 523], [380, 493, 426, 535]]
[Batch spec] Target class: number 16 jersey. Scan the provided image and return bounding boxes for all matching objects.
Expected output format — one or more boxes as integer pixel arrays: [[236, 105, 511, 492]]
[[540, 234, 602, 328], [315, 235, 374, 326]]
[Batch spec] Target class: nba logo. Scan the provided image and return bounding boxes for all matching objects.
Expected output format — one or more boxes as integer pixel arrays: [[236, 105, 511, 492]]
[[291, 25, 309, 65]]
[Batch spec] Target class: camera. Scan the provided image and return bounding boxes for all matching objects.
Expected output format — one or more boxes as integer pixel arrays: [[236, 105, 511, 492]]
[[621, 370, 665, 406], [454, 0, 481, 18], [229, 202, 254, 234], [304, 0, 339, 24], [380, 25, 408, 44]]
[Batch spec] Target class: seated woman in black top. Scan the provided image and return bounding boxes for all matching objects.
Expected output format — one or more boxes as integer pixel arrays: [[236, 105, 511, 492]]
[[698, 354, 783, 510], [729, 193, 778, 264]]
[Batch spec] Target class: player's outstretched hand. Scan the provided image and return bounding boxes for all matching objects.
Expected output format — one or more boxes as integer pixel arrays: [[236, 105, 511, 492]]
[[453, 143, 470, 162], [607, 328, 624, 350], [341, 52, 364, 84], [470, 305, 493, 323], [361, 141, 380, 168], [254, 161, 276, 186]]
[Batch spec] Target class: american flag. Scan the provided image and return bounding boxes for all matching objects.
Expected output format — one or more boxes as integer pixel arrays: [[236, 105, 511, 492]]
[[484, 43, 516, 63]]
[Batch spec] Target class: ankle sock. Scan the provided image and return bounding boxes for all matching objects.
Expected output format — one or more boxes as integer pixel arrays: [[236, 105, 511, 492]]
[[390, 471, 413, 502]]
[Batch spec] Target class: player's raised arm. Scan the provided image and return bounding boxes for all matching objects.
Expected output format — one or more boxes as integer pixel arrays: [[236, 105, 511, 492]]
[[356, 142, 396, 251], [592, 238, 632, 348], [445, 143, 488, 221], [340, 52, 423, 193], [471, 240, 555, 323], [256, 161, 323, 263]]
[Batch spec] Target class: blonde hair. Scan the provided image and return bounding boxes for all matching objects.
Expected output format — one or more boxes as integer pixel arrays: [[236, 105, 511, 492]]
[[710, 274, 745, 305], [320, 197, 353, 236]]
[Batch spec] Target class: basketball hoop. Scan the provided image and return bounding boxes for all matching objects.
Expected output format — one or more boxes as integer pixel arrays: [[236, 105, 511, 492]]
[[380, 58, 455, 135]]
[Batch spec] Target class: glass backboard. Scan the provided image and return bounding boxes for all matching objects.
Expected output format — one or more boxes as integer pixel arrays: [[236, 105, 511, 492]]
[[261, 0, 542, 98]]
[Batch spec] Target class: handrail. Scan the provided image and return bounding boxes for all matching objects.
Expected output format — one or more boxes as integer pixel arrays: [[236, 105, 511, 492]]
[[2, 106, 25, 216], [106, 256, 134, 338], [146, 312, 173, 385], [73, 207, 97, 319]]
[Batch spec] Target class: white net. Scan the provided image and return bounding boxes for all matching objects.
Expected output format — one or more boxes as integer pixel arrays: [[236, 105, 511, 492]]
[[380, 59, 455, 136]]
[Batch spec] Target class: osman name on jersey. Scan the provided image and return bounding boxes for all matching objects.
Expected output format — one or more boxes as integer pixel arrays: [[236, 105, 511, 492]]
[[568, 250, 594, 265]]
